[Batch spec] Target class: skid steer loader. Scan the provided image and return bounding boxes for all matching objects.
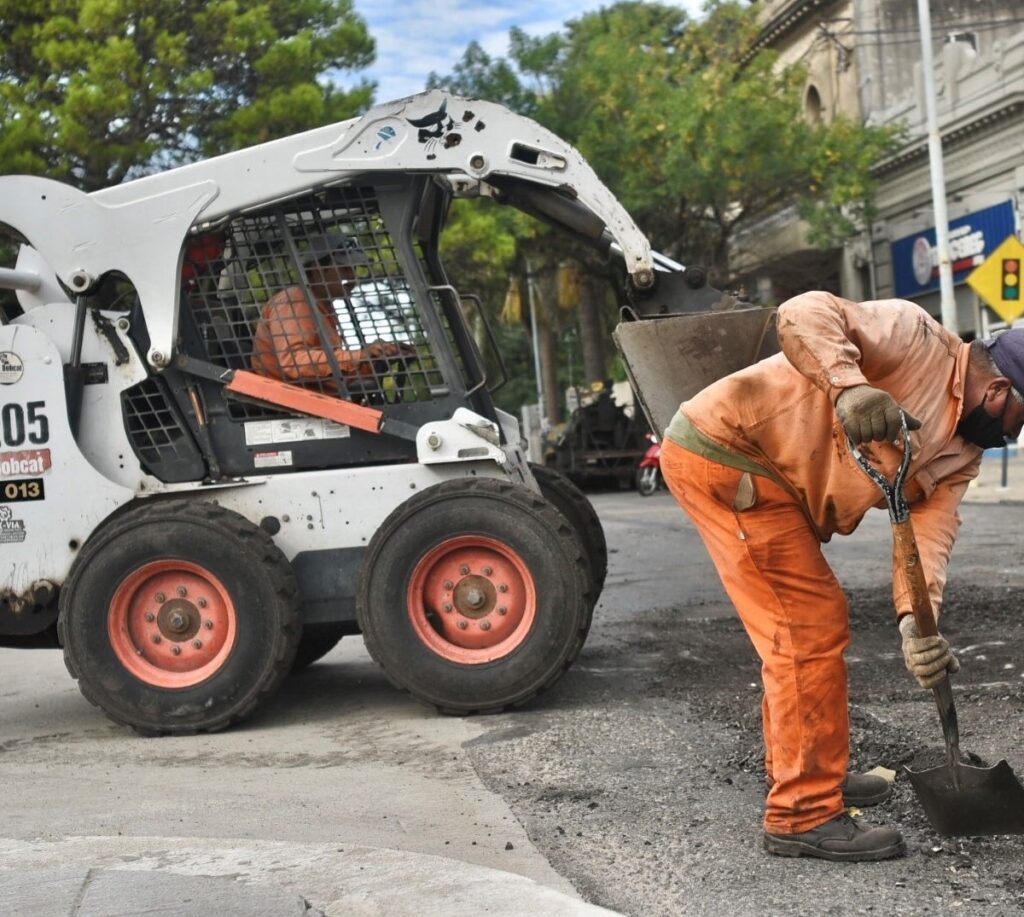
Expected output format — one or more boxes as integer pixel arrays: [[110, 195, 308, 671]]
[[0, 90, 757, 735]]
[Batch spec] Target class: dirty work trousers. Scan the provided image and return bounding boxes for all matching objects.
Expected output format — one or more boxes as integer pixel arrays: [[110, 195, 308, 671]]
[[661, 438, 849, 834]]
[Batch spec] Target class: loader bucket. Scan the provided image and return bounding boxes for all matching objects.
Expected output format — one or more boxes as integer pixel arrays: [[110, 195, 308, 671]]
[[612, 308, 779, 436]]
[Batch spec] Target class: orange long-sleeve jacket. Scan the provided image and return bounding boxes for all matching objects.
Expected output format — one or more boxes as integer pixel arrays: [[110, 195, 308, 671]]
[[672, 291, 982, 616], [251, 286, 397, 383]]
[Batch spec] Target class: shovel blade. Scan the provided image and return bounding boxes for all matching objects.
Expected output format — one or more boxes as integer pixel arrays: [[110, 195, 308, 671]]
[[905, 759, 1024, 836]]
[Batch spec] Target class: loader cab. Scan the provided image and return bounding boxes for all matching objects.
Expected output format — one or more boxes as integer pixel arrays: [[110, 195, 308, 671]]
[[120, 174, 499, 482]]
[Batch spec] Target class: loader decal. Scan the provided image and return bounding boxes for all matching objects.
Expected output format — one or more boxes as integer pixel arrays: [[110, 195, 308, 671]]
[[0, 352, 23, 385], [0, 449, 51, 477], [1, 478, 44, 502], [0, 402, 49, 447], [0, 506, 26, 544], [406, 99, 462, 159], [375, 125, 397, 150]]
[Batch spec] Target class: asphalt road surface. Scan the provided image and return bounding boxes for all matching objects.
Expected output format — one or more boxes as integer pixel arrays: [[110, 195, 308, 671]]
[[3, 488, 1024, 915], [464, 490, 1024, 916]]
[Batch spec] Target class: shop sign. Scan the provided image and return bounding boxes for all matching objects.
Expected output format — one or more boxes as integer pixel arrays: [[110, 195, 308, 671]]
[[891, 200, 1017, 299]]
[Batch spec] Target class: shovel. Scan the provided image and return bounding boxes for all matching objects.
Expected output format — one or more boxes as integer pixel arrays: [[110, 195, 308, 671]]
[[850, 413, 1024, 836]]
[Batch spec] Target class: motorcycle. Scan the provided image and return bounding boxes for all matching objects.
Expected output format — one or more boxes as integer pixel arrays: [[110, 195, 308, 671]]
[[636, 432, 662, 496]]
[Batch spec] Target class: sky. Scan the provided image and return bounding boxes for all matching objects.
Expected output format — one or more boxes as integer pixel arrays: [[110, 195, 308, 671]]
[[347, 0, 707, 104]]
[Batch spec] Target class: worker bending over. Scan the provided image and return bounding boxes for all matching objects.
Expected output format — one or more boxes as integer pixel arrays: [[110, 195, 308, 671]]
[[661, 290, 1024, 861]]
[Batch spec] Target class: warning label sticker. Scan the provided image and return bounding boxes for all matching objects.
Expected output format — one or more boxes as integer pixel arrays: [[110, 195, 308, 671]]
[[0, 449, 51, 477], [0, 352, 24, 385], [244, 419, 351, 446], [0, 505, 27, 543], [253, 450, 294, 469]]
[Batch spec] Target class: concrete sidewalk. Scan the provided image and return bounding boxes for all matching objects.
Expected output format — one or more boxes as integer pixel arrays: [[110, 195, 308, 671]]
[[0, 837, 620, 916], [961, 445, 1024, 503], [0, 637, 622, 917]]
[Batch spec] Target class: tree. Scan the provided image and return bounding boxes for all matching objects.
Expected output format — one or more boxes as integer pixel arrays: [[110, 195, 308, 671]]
[[527, 1, 901, 283], [0, 0, 375, 191], [435, 1, 900, 287]]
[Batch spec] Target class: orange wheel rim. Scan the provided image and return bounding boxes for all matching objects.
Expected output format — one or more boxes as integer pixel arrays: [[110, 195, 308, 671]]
[[108, 560, 238, 688], [407, 535, 536, 664]]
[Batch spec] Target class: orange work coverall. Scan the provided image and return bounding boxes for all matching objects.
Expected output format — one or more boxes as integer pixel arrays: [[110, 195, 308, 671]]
[[661, 291, 982, 834], [251, 286, 398, 384]]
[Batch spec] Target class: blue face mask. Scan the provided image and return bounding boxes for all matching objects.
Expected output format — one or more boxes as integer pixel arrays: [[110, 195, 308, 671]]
[[956, 393, 1007, 449]]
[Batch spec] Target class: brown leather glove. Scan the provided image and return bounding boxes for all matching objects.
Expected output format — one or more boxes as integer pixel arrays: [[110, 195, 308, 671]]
[[835, 385, 921, 444], [899, 615, 960, 689]]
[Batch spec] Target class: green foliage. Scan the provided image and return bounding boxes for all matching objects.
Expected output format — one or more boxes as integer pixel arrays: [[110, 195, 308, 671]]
[[433, 0, 900, 287], [426, 40, 538, 117], [0, 0, 375, 190], [436, 197, 542, 413]]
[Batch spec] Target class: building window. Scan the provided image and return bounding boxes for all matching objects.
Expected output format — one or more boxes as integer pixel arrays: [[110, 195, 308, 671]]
[[805, 85, 823, 124]]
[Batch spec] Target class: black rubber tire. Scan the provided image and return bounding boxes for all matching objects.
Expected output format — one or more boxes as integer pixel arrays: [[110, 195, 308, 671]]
[[636, 465, 660, 496], [356, 477, 591, 714], [58, 500, 301, 735], [290, 625, 345, 672], [529, 463, 607, 599]]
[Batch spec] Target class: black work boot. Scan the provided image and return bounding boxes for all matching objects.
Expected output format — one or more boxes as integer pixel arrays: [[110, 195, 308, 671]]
[[841, 772, 891, 808], [765, 771, 892, 808], [763, 813, 906, 862]]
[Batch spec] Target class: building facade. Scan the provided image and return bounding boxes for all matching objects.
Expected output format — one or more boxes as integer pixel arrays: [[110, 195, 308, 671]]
[[731, 0, 861, 305], [860, 0, 1024, 337], [736, 0, 1024, 338]]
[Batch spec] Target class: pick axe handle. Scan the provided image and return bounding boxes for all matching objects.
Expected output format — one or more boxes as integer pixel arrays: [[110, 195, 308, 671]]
[[891, 519, 939, 638]]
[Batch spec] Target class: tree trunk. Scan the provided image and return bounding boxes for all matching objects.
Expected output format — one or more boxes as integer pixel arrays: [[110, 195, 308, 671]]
[[578, 278, 607, 386]]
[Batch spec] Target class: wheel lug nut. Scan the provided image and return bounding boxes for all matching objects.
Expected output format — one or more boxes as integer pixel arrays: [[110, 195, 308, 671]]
[[198, 598, 208, 608], [498, 607, 507, 616], [443, 603, 453, 613], [498, 584, 508, 593], [482, 566, 493, 576], [176, 586, 187, 597], [151, 634, 162, 644], [443, 580, 454, 590], [172, 645, 182, 655], [144, 612, 155, 623], [459, 564, 470, 575], [192, 640, 203, 649], [204, 620, 214, 630], [480, 620, 492, 631], [155, 592, 166, 603], [457, 620, 468, 630]]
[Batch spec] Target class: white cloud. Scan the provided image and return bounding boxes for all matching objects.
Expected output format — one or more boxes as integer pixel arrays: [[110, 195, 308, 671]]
[[343, 0, 706, 104]]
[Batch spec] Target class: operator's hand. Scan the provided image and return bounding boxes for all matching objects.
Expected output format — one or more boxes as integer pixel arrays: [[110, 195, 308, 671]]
[[365, 341, 417, 360], [899, 615, 960, 689], [364, 341, 398, 360], [835, 385, 921, 445]]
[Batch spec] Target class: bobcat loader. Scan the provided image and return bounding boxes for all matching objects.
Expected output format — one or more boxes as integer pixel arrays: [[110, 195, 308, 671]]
[[0, 90, 763, 734]]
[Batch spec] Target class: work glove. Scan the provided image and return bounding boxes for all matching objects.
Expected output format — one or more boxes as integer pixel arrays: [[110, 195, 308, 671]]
[[835, 385, 922, 445], [899, 614, 960, 689]]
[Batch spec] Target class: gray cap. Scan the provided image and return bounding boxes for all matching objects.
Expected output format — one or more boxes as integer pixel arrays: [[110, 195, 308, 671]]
[[301, 230, 370, 269], [985, 327, 1024, 393]]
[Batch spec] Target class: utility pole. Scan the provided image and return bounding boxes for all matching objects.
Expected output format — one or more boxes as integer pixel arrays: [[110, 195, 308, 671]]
[[917, 0, 959, 334]]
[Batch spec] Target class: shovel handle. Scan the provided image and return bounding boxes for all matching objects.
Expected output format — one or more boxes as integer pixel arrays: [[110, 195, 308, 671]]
[[891, 519, 938, 638], [893, 516, 961, 763]]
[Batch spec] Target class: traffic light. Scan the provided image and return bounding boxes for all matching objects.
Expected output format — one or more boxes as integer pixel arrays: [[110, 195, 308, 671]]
[[1004, 258, 1020, 301]]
